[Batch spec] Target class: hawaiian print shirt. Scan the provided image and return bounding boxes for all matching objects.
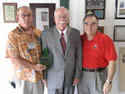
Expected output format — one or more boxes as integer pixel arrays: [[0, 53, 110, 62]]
[[6, 25, 43, 82]]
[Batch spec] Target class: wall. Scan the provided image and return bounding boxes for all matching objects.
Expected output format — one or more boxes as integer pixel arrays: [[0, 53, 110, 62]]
[[0, 0, 125, 94], [69, 0, 125, 94]]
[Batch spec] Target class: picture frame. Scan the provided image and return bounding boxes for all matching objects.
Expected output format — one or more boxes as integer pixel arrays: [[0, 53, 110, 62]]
[[85, 0, 106, 19], [98, 26, 104, 33], [30, 3, 55, 31], [3, 3, 17, 23], [113, 25, 125, 41], [115, 0, 125, 19], [119, 47, 125, 91]]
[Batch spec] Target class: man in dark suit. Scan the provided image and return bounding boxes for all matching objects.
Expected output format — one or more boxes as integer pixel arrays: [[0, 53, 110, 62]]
[[41, 7, 82, 94]]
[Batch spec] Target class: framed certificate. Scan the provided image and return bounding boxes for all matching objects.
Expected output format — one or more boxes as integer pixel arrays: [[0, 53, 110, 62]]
[[3, 3, 17, 23], [113, 25, 125, 41]]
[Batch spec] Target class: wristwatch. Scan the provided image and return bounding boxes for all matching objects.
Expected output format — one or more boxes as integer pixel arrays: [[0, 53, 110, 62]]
[[106, 80, 112, 84]]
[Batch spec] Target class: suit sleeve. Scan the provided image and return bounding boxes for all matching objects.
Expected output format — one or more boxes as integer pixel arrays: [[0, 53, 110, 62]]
[[74, 31, 82, 79]]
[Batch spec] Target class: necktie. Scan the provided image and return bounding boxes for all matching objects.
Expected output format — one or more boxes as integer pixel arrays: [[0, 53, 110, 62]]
[[60, 33, 66, 54]]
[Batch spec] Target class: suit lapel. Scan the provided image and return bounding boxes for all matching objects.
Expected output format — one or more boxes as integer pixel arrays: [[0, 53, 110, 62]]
[[65, 27, 72, 57]]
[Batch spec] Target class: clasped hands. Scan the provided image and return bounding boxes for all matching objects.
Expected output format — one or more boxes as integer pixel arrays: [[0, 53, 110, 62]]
[[33, 64, 47, 72]]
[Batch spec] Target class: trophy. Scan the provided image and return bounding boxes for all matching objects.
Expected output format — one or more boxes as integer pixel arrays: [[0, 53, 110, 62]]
[[40, 48, 52, 68]]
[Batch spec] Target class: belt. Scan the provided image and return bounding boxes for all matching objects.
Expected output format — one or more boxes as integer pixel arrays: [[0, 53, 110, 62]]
[[82, 67, 106, 72]]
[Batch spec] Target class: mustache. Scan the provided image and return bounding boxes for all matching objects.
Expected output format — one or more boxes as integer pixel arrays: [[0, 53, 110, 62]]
[[59, 21, 66, 24]]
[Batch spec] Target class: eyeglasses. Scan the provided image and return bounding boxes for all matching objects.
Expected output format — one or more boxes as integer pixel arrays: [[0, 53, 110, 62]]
[[19, 13, 32, 18], [84, 22, 98, 26]]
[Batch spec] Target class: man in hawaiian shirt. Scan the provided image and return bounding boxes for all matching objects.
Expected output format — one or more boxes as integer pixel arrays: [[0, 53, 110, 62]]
[[6, 6, 46, 94]]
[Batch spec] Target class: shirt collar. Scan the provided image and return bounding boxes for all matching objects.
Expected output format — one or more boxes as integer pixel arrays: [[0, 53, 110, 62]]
[[57, 27, 67, 35], [84, 31, 99, 42], [18, 24, 33, 33]]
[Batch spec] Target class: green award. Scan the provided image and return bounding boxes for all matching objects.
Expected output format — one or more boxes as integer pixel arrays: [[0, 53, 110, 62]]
[[40, 48, 52, 68]]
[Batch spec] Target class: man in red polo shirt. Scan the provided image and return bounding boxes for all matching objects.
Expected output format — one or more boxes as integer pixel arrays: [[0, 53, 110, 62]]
[[78, 14, 117, 94]]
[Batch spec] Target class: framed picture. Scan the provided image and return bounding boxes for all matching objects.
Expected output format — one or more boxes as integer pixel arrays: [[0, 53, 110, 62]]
[[98, 26, 104, 33], [85, 0, 106, 19], [113, 25, 125, 41], [3, 3, 17, 23], [119, 47, 125, 91], [115, 0, 125, 19], [30, 3, 55, 31]]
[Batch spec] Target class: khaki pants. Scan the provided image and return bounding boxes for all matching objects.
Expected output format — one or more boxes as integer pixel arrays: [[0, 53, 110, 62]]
[[14, 78, 44, 94], [48, 86, 75, 94], [78, 69, 107, 94]]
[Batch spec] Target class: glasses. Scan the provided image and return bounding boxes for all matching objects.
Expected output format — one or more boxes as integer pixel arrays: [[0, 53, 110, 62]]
[[19, 13, 32, 19], [84, 22, 98, 27]]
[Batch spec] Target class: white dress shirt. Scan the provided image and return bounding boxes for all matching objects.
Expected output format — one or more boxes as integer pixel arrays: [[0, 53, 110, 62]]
[[57, 27, 67, 43]]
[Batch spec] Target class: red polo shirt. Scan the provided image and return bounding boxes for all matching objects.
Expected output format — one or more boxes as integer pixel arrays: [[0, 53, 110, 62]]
[[81, 32, 117, 69]]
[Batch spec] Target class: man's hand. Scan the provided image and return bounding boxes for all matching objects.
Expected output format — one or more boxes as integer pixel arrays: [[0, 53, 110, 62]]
[[103, 82, 112, 94], [34, 64, 46, 72], [73, 78, 80, 86], [103, 60, 116, 94], [43, 80, 47, 87]]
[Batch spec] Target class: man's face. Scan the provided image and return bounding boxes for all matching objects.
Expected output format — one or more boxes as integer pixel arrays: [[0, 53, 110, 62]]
[[17, 8, 33, 30], [84, 16, 98, 37], [54, 9, 69, 31]]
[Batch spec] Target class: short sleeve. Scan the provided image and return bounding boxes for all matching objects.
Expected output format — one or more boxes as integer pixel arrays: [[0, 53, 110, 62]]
[[6, 32, 19, 58], [104, 36, 117, 61]]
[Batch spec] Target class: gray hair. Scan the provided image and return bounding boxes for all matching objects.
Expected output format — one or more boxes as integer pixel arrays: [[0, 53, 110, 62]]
[[16, 6, 32, 16], [83, 14, 99, 23], [54, 7, 69, 18]]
